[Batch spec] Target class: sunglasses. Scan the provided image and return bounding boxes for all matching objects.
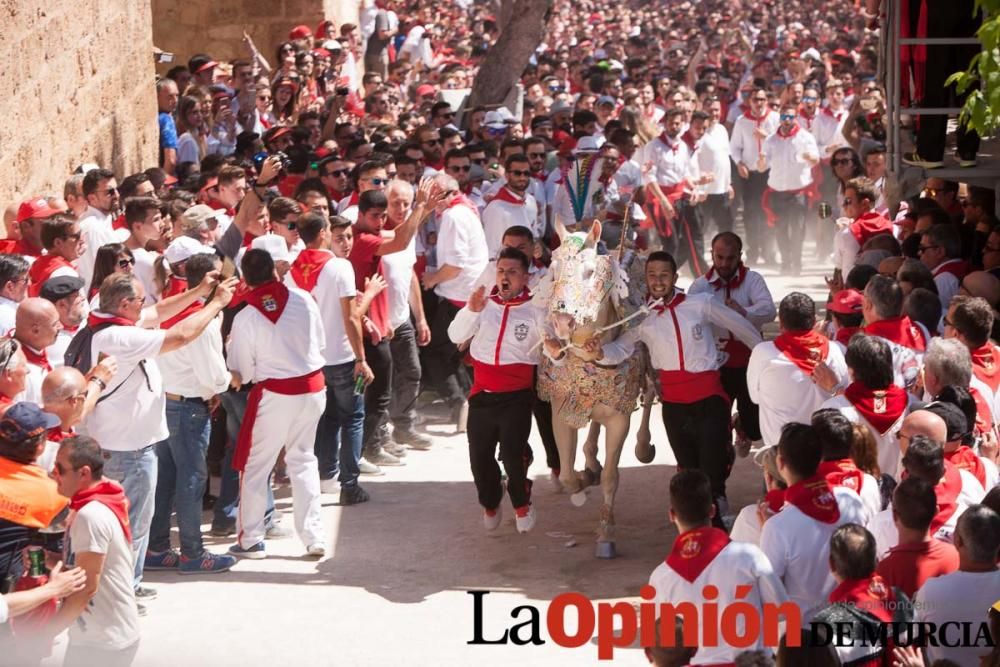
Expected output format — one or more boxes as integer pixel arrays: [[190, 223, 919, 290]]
[[448, 165, 471, 172], [779, 114, 795, 121], [324, 168, 349, 178], [917, 244, 939, 255], [118, 257, 136, 268], [802, 96, 818, 102], [508, 169, 531, 177], [437, 111, 455, 119], [367, 177, 389, 186], [286, 223, 298, 231], [831, 158, 852, 166]]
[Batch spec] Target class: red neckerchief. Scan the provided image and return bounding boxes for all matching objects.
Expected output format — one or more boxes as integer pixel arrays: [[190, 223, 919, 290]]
[[971, 343, 1000, 394], [817, 458, 865, 494], [784, 473, 841, 524], [206, 199, 235, 217], [835, 325, 862, 346], [112, 213, 127, 231], [649, 291, 685, 314], [777, 123, 800, 139], [446, 193, 479, 215], [864, 316, 927, 352], [658, 132, 680, 153], [492, 186, 526, 206], [931, 259, 969, 281], [47, 426, 75, 443], [680, 129, 698, 152], [706, 264, 748, 298], [162, 275, 188, 299], [27, 255, 74, 297], [765, 488, 786, 513], [665, 526, 731, 583], [159, 300, 204, 330], [0, 393, 11, 412], [822, 106, 846, 121], [241, 232, 257, 249], [531, 171, 545, 181], [0, 239, 43, 258], [944, 446, 987, 488], [291, 249, 335, 293], [848, 211, 891, 246], [488, 285, 532, 306], [243, 280, 289, 324], [21, 344, 51, 372], [70, 480, 132, 543], [773, 329, 829, 375], [968, 386, 994, 438], [829, 575, 895, 623], [329, 188, 350, 202], [928, 462, 962, 534], [87, 312, 136, 328], [844, 382, 908, 435], [461, 183, 475, 195], [797, 108, 816, 130]]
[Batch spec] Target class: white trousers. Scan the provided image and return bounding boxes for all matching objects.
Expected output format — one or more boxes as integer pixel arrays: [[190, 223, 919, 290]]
[[237, 389, 326, 549]]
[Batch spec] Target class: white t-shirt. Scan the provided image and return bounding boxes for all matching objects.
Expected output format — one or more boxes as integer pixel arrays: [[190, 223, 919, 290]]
[[66, 501, 140, 650], [915, 570, 1000, 667], [379, 237, 416, 331], [288, 254, 357, 366], [0, 296, 17, 336], [82, 323, 168, 451], [131, 247, 160, 305]]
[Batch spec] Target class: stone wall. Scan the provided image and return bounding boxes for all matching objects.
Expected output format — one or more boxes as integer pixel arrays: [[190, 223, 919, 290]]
[[152, 0, 359, 74], [0, 0, 158, 208]]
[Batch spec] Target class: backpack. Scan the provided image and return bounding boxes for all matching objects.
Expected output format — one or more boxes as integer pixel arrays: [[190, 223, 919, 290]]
[[64, 323, 148, 404]]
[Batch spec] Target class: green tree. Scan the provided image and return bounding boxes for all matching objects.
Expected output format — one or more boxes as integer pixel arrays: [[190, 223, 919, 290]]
[[947, 0, 1000, 134]]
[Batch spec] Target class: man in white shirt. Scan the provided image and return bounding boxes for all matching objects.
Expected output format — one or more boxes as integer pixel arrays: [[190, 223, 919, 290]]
[[758, 102, 820, 276], [84, 271, 235, 593], [832, 177, 892, 279], [812, 409, 883, 523], [748, 292, 848, 450], [481, 153, 540, 259], [813, 80, 849, 257], [689, 232, 776, 455], [730, 87, 779, 265], [421, 173, 489, 432], [920, 224, 967, 309], [695, 98, 734, 237], [13, 297, 60, 406], [226, 249, 327, 559], [648, 470, 788, 666], [759, 422, 867, 622], [146, 253, 236, 575], [78, 168, 125, 294], [266, 197, 306, 262], [122, 197, 166, 305], [48, 436, 140, 666], [0, 254, 29, 336], [915, 505, 1000, 667]]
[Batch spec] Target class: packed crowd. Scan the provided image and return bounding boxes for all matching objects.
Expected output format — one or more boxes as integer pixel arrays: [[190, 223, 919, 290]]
[[0, 0, 998, 664]]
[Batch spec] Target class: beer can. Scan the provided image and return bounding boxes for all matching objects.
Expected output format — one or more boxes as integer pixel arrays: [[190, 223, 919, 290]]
[[27, 546, 45, 577], [353, 374, 366, 396], [818, 201, 832, 219]]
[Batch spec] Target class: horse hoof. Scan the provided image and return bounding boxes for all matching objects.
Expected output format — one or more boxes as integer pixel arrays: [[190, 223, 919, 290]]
[[570, 490, 588, 507], [595, 541, 617, 559], [636, 444, 656, 464]]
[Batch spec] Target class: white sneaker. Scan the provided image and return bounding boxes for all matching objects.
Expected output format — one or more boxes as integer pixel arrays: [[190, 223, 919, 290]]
[[320, 478, 341, 494], [306, 543, 326, 558], [515, 505, 536, 533], [483, 505, 502, 531]]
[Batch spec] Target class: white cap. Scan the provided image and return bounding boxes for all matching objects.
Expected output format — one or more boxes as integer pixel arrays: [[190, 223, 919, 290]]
[[574, 135, 603, 154], [483, 107, 516, 128], [322, 39, 342, 51], [251, 233, 290, 263], [800, 47, 822, 62], [164, 236, 216, 265]]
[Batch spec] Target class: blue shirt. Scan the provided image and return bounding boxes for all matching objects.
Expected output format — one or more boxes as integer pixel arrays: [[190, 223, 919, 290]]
[[158, 112, 178, 150]]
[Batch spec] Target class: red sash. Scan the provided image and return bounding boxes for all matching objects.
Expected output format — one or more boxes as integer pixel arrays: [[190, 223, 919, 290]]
[[640, 182, 688, 238], [930, 462, 963, 534], [848, 211, 892, 246], [665, 527, 731, 583], [864, 316, 928, 352], [822, 106, 846, 122], [243, 281, 289, 324], [829, 575, 895, 623], [27, 255, 74, 297], [817, 458, 865, 494], [931, 259, 969, 282], [773, 329, 829, 375], [446, 193, 479, 216], [290, 249, 335, 293], [232, 370, 325, 471], [971, 344, 1000, 395], [470, 360, 534, 397], [70, 480, 132, 543], [22, 345, 52, 373], [160, 300, 204, 330], [944, 446, 987, 489], [206, 199, 236, 218], [653, 292, 729, 404], [844, 382, 908, 435], [797, 110, 816, 131], [835, 326, 862, 346], [491, 186, 526, 206], [707, 265, 752, 367], [784, 474, 841, 524], [765, 488, 786, 513]]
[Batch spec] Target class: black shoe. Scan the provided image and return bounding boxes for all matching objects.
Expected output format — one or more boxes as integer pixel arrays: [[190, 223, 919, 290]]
[[210, 522, 236, 537], [340, 484, 370, 505], [135, 585, 157, 601]]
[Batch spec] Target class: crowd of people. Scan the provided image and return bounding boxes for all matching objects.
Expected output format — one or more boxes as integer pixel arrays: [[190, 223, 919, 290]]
[[0, 0, 998, 664]]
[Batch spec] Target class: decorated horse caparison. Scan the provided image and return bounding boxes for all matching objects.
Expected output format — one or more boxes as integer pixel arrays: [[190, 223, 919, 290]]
[[534, 221, 657, 558]]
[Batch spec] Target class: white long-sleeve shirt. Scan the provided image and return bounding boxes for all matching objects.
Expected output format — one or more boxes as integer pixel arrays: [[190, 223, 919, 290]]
[[481, 191, 541, 260], [637, 134, 695, 187], [813, 107, 849, 156], [158, 311, 231, 399], [688, 268, 776, 367], [434, 203, 489, 303], [447, 294, 549, 369], [696, 123, 733, 195], [78, 207, 127, 293], [730, 111, 779, 171], [762, 129, 818, 191]]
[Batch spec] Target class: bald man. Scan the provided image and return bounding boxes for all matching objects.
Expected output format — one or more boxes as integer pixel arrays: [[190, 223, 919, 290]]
[[2, 203, 20, 241], [14, 298, 62, 405], [960, 271, 1000, 309], [37, 364, 116, 472], [898, 409, 948, 457]]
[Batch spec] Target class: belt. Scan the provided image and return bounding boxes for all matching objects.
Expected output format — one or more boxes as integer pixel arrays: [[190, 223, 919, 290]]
[[166, 392, 208, 404]]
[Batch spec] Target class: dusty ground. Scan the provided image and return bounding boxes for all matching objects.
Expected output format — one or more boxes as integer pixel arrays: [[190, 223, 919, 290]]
[[40, 264, 827, 667]]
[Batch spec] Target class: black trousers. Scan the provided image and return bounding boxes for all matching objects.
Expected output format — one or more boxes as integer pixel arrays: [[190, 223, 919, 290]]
[[659, 199, 706, 276], [661, 395, 732, 498], [362, 338, 392, 452], [698, 193, 734, 236], [720, 365, 760, 441], [468, 389, 534, 510], [531, 392, 560, 471], [389, 321, 421, 432], [911, 0, 981, 160], [424, 298, 467, 405], [769, 190, 808, 273], [739, 170, 772, 261]]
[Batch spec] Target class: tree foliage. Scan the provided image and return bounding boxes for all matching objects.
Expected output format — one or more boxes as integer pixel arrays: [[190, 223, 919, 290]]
[[947, 0, 1000, 135]]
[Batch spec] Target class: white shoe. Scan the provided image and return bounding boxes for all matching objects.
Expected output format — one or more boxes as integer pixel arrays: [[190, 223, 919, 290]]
[[515, 505, 536, 533], [320, 478, 341, 494], [306, 543, 326, 558], [483, 505, 502, 531]]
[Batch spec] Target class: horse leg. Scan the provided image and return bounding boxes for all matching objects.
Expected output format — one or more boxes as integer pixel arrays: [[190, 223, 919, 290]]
[[582, 421, 603, 486], [634, 385, 656, 463], [593, 405, 632, 559], [552, 405, 587, 504]]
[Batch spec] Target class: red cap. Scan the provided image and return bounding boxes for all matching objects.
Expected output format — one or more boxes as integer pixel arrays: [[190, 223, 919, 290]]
[[265, 126, 292, 143], [17, 197, 63, 223], [832, 48, 850, 58], [312, 48, 330, 59], [829, 289, 863, 315], [557, 136, 577, 158], [276, 78, 300, 92], [289, 25, 312, 40], [415, 84, 436, 98], [163, 174, 179, 186], [199, 176, 219, 193], [194, 59, 218, 74]]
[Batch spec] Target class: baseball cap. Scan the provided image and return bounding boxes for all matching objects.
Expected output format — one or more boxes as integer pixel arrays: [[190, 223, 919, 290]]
[[264, 126, 293, 144], [415, 84, 436, 98], [164, 236, 216, 265], [483, 108, 515, 129], [921, 402, 969, 443], [828, 289, 863, 315], [190, 56, 218, 74], [180, 204, 224, 231], [289, 24, 312, 40], [40, 276, 85, 303], [596, 95, 616, 108], [251, 234, 290, 263], [322, 39, 343, 52], [0, 403, 60, 444], [551, 100, 573, 115], [17, 197, 64, 223]]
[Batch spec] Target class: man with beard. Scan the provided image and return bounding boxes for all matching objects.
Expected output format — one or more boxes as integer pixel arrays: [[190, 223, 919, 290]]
[[689, 232, 775, 456], [41, 276, 87, 365], [695, 98, 734, 236], [414, 124, 445, 172], [730, 88, 779, 266], [482, 153, 540, 259]]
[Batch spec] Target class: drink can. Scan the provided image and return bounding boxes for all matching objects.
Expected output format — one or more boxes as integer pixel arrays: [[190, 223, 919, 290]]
[[27, 546, 45, 577], [818, 201, 832, 219], [353, 374, 366, 396]]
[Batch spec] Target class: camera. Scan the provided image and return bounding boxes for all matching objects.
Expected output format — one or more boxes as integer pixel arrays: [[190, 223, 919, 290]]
[[252, 151, 291, 174], [335, 87, 350, 96]]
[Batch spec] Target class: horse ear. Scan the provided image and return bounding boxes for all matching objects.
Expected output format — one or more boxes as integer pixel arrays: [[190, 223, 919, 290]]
[[588, 220, 602, 246]]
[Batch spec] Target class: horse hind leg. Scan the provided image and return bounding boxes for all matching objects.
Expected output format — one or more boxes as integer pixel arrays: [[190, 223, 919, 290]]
[[582, 421, 603, 485]]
